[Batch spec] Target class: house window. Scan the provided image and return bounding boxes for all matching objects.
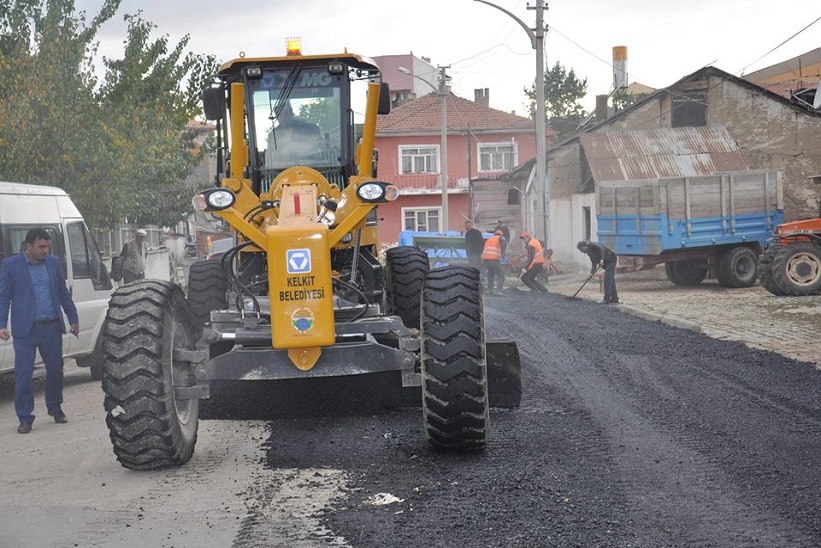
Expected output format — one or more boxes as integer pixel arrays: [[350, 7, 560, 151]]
[[400, 145, 439, 174], [403, 207, 441, 232], [479, 142, 516, 172], [671, 90, 707, 127]]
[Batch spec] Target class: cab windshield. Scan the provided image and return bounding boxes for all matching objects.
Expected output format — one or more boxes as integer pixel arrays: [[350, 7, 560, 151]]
[[248, 67, 345, 190]]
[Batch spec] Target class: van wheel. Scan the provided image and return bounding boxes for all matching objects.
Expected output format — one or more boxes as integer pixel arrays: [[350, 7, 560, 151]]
[[187, 260, 228, 331], [101, 281, 199, 470], [420, 266, 489, 451]]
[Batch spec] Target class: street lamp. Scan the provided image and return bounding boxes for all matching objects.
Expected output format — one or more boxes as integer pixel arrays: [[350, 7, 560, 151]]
[[399, 65, 451, 232], [474, 0, 548, 244]]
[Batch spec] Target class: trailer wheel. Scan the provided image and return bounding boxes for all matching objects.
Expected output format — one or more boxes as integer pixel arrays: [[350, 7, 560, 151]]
[[187, 259, 228, 331], [667, 259, 707, 286], [664, 262, 682, 285], [101, 281, 199, 470], [385, 246, 429, 330], [758, 246, 787, 295], [715, 246, 758, 288], [420, 266, 489, 451], [771, 242, 821, 296]]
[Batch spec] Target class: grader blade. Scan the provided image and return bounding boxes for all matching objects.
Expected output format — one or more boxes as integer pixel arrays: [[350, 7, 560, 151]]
[[487, 338, 522, 408]]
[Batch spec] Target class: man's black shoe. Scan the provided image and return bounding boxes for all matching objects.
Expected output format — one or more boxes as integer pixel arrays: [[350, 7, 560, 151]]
[[49, 409, 67, 424], [17, 421, 32, 434]]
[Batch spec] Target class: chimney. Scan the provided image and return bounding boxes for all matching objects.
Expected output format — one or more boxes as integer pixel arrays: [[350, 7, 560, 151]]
[[595, 94, 609, 121], [613, 46, 628, 90], [474, 88, 490, 108]]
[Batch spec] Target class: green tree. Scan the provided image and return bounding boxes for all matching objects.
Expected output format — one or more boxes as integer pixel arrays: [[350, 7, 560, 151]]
[[524, 61, 589, 142], [611, 88, 634, 112], [0, 0, 217, 229]]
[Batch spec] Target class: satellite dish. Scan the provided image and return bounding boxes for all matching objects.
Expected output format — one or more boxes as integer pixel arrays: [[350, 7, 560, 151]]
[[813, 82, 821, 110]]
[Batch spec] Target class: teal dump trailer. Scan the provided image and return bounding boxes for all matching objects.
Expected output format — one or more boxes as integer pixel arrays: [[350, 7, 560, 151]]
[[596, 170, 783, 287]]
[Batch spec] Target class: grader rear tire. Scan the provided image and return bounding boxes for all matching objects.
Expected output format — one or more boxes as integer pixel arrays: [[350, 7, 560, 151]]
[[187, 259, 228, 331], [101, 281, 199, 470], [420, 266, 489, 452], [385, 246, 429, 330]]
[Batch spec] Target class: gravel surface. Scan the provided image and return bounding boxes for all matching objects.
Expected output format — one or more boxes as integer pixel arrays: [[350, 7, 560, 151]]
[[255, 288, 821, 548]]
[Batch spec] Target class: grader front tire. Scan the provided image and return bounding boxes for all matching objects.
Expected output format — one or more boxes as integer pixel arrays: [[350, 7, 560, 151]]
[[420, 266, 489, 452], [101, 281, 199, 470]]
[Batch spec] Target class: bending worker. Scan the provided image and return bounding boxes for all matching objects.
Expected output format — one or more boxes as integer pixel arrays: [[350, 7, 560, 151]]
[[482, 229, 507, 294], [518, 232, 548, 294], [577, 240, 619, 304]]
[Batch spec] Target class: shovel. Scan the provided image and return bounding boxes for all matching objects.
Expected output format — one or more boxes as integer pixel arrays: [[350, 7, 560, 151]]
[[569, 266, 600, 299], [504, 270, 525, 293]]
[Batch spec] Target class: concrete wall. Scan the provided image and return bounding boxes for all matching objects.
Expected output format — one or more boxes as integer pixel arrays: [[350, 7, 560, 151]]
[[707, 79, 821, 220]]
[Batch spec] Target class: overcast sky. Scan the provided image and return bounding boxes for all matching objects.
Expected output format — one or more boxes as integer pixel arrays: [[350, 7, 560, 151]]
[[76, 0, 821, 116]]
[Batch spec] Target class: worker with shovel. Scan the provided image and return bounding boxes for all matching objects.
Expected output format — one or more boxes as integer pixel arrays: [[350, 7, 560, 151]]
[[482, 229, 507, 295], [577, 240, 619, 304], [518, 232, 549, 294]]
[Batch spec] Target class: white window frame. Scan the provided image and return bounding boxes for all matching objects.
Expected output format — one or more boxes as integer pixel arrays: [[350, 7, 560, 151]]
[[399, 145, 440, 174], [478, 141, 517, 173], [402, 206, 441, 232]]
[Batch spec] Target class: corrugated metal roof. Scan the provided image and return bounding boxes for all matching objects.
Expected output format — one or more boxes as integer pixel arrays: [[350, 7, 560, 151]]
[[579, 126, 750, 182]]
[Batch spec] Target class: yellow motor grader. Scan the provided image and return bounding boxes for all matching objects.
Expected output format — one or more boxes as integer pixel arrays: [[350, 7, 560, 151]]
[[99, 43, 521, 470]]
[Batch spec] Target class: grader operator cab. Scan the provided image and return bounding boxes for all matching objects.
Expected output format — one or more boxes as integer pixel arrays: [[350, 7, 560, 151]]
[[99, 44, 521, 470]]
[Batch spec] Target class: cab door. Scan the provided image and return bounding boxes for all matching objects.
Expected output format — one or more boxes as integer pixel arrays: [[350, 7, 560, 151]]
[[63, 221, 112, 356]]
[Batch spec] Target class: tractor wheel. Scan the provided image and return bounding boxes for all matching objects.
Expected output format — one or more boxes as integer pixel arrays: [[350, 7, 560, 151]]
[[187, 259, 228, 331], [668, 259, 708, 286], [101, 281, 199, 470], [757, 246, 786, 295], [385, 246, 429, 330], [715, 246, 759, 288], [420, 266, 489, 451], [771, 242, 821, 296]]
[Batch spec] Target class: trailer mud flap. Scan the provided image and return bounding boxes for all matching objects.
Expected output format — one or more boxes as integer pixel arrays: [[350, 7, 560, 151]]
[[486, 338, 522, 408]]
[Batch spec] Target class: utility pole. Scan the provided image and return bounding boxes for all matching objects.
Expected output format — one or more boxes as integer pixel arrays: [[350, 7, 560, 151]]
[[438, 65, 451, 232], [474, 0, 548, 244]]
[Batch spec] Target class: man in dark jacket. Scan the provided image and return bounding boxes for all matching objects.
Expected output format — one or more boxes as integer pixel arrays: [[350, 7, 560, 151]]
[[577, 240, 619, 304], [464, 220, 485, 269]]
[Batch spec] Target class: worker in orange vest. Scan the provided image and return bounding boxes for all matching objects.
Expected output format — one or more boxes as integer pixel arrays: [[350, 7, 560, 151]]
[[482, 229, 507, 294], [518, 232, 548, 293]]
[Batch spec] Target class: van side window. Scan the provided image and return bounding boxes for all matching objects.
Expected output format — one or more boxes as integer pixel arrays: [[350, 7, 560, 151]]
[[6, 225, 66, 278], [67, 221, 107, 290]]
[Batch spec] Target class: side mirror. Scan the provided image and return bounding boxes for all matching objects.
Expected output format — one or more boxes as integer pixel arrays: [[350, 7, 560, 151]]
[[378, 82, 391, 115], [99, 262, 113, 290], [110, 256, 123, 283], [202, 87, 224, 121]]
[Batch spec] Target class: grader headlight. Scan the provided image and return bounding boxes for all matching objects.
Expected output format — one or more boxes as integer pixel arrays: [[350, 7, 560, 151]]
[[356, 182, 398, 203], [193, 189, 237, 211]]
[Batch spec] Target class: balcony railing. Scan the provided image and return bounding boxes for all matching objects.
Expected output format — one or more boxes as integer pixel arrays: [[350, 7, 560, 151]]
[[379, 170, 508, 192]]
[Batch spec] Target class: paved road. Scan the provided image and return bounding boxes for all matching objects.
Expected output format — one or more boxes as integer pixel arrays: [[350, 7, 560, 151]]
[[1, 268, 819, 547], [546, 268, 821, 368]]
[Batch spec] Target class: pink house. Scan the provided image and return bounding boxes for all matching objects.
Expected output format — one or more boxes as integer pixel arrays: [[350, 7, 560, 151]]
[[373, 86, 553, 243]]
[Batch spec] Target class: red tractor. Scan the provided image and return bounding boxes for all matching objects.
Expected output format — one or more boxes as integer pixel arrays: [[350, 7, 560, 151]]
[[758, 175, 821, 296]]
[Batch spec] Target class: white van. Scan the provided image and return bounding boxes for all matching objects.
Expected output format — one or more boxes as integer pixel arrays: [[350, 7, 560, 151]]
[[0, 182, 114, 379]]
